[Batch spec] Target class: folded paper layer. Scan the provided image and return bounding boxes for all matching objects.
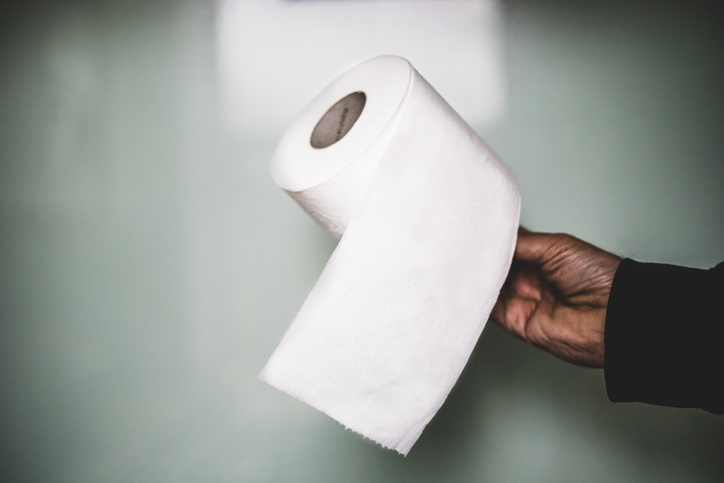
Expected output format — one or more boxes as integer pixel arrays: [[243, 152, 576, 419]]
[[260, 56, 520, 455]]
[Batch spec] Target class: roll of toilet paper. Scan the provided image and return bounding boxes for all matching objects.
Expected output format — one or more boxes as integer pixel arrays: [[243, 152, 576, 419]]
[[260, 56, 520, 455]]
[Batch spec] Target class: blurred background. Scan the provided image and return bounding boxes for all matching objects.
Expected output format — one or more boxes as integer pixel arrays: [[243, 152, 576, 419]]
[[1, 0, 722, 481]]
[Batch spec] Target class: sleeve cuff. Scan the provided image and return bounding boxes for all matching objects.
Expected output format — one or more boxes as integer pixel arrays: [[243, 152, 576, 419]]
[[604, 259, 724, 414]]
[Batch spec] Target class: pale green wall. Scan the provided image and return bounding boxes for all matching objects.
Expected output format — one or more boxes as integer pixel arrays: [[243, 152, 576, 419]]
[[1, 1, 722, 482]]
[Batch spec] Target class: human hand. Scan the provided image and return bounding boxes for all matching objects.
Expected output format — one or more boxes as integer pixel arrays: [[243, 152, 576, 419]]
[[491, 229, 622, 368]]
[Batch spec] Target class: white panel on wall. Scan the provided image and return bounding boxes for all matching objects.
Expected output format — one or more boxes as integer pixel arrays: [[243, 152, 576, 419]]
[[216, 0, 505, 138]]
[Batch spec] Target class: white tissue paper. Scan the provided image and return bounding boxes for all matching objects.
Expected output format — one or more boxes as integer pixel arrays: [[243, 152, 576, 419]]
[[260, 56, 520, 455]]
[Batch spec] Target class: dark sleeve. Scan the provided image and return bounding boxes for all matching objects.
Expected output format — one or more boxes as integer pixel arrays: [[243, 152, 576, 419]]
[[604, 258, 724, 414]]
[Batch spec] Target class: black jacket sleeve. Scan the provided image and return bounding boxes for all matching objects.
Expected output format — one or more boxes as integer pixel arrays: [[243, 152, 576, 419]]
[[604, 259, 724, 414]]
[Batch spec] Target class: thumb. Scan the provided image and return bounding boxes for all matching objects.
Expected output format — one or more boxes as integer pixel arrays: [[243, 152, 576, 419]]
[[514, 229, 573, 266]]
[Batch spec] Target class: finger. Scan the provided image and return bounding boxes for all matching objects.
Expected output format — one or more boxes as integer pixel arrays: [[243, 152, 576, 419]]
[[514, 230, 572, 266], [491, 291, 540, 342], [490, 298, 506, 327], [491, 297, 525, 340]]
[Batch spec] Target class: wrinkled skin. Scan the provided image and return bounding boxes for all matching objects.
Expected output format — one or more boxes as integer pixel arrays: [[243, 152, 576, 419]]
[[491, 228, 622, 368]]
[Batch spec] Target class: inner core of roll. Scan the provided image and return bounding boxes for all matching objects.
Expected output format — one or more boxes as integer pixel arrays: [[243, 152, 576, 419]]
[[310, 92, 366, 149]]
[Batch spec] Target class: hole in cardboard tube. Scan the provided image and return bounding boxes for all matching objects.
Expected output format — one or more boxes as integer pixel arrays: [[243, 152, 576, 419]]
[[310, 91, 366, 149]]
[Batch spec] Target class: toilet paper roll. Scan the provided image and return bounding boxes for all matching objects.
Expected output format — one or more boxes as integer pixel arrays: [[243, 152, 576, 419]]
[[260, 56, 520, 455]]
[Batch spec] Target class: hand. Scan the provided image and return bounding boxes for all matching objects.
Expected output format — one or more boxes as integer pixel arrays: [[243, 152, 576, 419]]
[[491, 229, 622, 368]]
